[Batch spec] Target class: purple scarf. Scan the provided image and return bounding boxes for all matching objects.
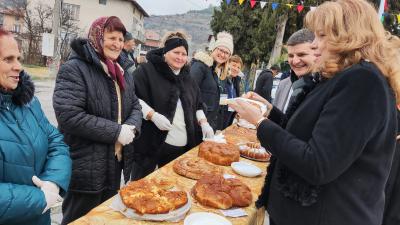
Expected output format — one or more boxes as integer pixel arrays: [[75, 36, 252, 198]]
[[88, 16, 125, 90]]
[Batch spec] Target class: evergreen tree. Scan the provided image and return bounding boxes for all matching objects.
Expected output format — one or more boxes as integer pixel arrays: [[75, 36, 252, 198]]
[[211, 0, 399, 71]]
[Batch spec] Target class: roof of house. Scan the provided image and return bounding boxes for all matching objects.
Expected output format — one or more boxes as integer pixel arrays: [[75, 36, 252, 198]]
[[127, 0, 149, 17], [145, 30, 160, 41], [0, 8, 24, 17]]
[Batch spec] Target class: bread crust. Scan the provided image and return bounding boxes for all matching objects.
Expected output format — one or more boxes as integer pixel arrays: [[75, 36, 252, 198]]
[[119, 179, 188, 215], [173, 156, 223, 179], [192, 174, 252, 209], [198, 141, 240, 166], [224, 125, 258, 144]]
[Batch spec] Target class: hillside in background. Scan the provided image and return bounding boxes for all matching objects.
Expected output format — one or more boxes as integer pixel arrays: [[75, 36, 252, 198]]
[[144, 6, 214, 54]]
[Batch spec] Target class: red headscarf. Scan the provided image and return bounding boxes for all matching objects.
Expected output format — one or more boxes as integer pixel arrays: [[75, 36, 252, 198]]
[[88, 16, 126, 90]]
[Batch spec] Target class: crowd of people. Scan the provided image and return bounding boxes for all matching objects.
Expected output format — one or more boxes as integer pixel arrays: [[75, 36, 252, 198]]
[[0, 0, 399, 225]]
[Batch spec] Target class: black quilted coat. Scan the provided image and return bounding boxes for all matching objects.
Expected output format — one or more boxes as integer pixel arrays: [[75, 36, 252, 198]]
[[53, 38, 142, 193]]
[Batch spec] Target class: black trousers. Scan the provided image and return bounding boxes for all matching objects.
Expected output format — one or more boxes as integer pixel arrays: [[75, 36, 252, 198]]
[[270, 217, 277, 225], [130, 143, 188, 181], [157, 143, 187, 167], [61, 189, 117, 225]]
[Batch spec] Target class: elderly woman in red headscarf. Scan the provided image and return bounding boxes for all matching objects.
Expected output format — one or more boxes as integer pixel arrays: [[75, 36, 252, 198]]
[[53, 16, 142, 224]]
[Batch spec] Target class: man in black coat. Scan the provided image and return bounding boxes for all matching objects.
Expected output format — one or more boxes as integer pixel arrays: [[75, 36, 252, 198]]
[[254, 65, 280, 103], [119, 32, 137, 75]]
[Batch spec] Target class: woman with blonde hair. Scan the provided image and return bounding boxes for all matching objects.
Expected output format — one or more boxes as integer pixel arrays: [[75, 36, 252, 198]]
[[229, 0, 400, 224], [220, 54, 243, 129], [131, 31, 214, 179], [190, 31, 233, 130]]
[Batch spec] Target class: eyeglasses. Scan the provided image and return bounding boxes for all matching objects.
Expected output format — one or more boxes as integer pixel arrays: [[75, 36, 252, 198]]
[[216, 47, 230, 56]]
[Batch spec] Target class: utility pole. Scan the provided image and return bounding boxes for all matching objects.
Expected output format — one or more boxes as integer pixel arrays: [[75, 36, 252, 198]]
[[50, 0, 62, 76]]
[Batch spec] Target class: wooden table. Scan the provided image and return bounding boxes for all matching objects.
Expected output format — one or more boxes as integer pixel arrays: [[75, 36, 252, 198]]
[[70, 127, 268, 225]]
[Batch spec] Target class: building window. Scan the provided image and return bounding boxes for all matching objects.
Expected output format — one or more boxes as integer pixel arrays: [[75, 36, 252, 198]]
[[0, 14, 4, 26], [13, 24, 21, 33], [62, 3, 80, 20], [99, 0, 107, 5]]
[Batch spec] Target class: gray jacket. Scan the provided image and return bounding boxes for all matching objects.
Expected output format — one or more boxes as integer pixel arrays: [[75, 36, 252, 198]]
[[273, 76, 292, 111]]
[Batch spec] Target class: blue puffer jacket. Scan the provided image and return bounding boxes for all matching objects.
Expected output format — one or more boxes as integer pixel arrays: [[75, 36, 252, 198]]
[[0, 72, 71, 225]]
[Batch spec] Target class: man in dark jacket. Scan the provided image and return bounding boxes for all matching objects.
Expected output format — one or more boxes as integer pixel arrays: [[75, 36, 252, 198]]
[[254, 65, 280, 103], [119, 32, 137, 75], [53, 17, 142, 224], [273, 29, 316, 112]]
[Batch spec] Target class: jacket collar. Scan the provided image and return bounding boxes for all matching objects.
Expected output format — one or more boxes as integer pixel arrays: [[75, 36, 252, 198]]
[[146, 48, 189, 82], [193, 51, 214, 67]]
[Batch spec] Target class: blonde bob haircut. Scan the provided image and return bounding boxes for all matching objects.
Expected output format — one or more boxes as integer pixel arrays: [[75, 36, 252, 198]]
[[305, 0, 400, 103]]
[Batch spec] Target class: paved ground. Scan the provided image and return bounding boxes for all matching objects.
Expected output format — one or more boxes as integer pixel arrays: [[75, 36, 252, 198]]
[[33, 79, 62, 224], [34, 79, 57, 126]]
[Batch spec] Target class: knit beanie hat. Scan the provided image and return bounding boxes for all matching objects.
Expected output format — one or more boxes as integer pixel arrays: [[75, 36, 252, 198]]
[[211, 31, 234, 54]]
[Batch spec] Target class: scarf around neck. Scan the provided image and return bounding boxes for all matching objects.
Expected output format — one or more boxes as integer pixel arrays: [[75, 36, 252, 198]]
[[88, 16, 125, 90]]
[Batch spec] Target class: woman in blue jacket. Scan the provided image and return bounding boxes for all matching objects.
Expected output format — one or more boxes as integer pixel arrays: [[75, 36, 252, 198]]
[[0, 28, 71, 225]]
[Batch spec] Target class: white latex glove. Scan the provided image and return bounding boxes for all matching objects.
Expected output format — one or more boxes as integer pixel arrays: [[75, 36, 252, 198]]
[[32, 176, 62, 214], [151, 112, 173, 131], [200, 122, 214, 140], [139, 99, 153, 120], [196, 110, 207, 121], [118, 124, 136, 146]]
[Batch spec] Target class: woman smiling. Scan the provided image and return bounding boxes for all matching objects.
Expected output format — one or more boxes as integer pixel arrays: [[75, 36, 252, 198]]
[[131, 31, 214, 180], [53, 16, 142, 224]]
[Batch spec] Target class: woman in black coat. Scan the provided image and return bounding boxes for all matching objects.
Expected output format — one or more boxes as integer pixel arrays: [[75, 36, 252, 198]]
[[382, 106, 400, 225], [53, 16, 142, 224], [131, 31, 214, 180], [190, 31, 234, 130], [230, 0, 400, 225]]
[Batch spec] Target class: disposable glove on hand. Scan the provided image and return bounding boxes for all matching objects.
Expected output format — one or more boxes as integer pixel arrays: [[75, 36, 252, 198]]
[[118, 124, 136, 146], [151, 112, 173, 131], [139, 99, 153, 120], [32, 176, 62, 214], [200, 122, 214, 139]]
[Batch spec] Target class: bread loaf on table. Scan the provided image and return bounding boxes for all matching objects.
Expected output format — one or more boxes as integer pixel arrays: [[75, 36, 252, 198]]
[[173, 157, 223, 179], [192, 174, 252, 209], [198, 141, 240, 166]]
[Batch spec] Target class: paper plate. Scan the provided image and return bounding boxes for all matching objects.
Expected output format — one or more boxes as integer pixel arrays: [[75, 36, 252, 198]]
[[231, 161, 262, 177], [184, 212, 232, 225]]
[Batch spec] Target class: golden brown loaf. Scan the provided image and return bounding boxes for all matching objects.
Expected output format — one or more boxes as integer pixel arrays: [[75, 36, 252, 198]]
[[192, 174, 252, 209], [173, 156, 223, 179], [119, 178, 188, 215], [198, 141, 240, 166], [223, 125, 258, 144]]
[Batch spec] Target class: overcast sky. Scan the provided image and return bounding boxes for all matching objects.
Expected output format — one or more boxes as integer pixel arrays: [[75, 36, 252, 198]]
[[136, 0, 221, 16]]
